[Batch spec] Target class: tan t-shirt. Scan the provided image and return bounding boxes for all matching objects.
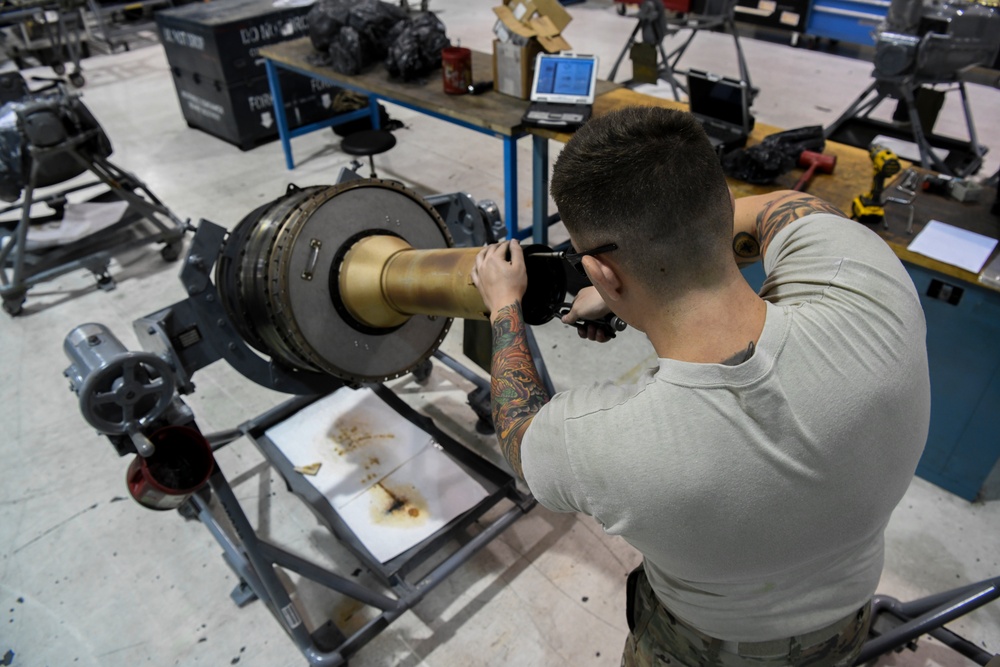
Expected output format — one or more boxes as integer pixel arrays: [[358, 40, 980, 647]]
[[521, 214, 930, 642]]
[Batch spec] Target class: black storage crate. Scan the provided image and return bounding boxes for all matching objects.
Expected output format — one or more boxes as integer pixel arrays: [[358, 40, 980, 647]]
[[171, 66, 341, 150], [155, 0, 314, 85]]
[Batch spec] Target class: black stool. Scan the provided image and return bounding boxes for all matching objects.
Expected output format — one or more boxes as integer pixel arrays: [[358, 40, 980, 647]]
[[340, 129, 396, 178]]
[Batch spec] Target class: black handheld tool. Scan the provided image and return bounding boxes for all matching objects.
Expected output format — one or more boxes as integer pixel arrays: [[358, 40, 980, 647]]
[[468, 81, 493, 95], [558, 305, 628, 339]]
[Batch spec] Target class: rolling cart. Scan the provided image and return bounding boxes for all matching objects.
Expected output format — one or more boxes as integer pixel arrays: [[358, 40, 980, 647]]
[[0, 77, 186, 315]]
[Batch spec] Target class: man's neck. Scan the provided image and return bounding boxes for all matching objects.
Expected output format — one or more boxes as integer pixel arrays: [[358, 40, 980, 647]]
[[640, 271, 767, 364]]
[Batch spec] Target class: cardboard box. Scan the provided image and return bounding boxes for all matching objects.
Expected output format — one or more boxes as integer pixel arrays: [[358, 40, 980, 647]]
[[492, 39, 544, 99], [492, 0, 572, 52]]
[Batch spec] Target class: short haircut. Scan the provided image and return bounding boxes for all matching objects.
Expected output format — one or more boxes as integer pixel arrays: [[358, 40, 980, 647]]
[[550, 106, 734, 292]]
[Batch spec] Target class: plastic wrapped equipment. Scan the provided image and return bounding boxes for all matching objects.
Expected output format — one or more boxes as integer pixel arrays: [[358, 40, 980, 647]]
[[306, 0, 448, 80], [385, 13, 449, 81], [721, 125, 825, 184], [0, 88, 113, 203], [307, 0, 409, 75]]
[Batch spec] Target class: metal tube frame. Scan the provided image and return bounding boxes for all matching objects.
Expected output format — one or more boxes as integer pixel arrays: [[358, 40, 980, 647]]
[[823, 77, 986, 178], [855, 576, 1000, 665], [0, 126, 187, 313], [607, 9, 754, 102], [184, 387, 537, 667]]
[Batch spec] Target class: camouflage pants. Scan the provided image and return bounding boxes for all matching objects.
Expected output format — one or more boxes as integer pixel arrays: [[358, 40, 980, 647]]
[[621, 566, 871, 667]]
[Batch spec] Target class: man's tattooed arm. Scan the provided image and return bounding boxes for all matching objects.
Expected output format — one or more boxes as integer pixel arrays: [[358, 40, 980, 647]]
[[490, 302, 550, 479], [754, 192, 845, 256]]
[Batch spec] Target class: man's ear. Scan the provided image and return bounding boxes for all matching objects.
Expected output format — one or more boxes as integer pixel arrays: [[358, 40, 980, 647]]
[[582, 255, 623, 302]]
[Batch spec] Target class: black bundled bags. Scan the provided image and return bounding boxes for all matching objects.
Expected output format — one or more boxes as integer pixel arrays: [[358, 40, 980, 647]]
[[385, 13, 450, 81], [306, 0, 409, 75], [306, 0, 449, 80], [722, 126, 826, 184], [307, 0, 351, 53], [329, 25, 364, 75], [348, 0, 407, 60]]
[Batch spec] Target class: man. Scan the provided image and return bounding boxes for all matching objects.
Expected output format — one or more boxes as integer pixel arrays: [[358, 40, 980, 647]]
[[471, 106, 930, 667]]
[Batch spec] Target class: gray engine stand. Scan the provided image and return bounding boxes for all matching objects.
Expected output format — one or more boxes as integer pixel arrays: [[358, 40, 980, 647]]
[[190, 391, 534, 667]]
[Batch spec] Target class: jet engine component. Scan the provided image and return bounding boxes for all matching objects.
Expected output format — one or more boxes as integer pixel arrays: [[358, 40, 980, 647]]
[[214, 179, 566, 384]]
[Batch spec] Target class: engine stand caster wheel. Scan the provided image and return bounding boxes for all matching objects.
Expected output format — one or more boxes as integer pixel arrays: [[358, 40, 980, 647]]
[[96, 273, 116, 291], [69, 72, 85, 88], [3, 296, 25, 316], [52, 61, 66, 75], [412, 358, 433, 384], [161, 242, 181, 262]]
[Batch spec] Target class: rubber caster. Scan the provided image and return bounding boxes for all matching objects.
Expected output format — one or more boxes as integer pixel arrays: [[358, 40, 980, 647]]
[[3, 296, 25, 316], [69, 72, 85, 88], [96, 273, 116, 291], [412, 358, 432, 384], [161, 242, 181, 262], [52, 62, 66, 75]]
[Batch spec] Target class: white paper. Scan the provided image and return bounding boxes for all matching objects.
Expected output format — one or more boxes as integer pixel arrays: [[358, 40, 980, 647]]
[[907, 220, 999, 274], [265, 387, 433, 509], [267, 387, 489, 562], [336, 444, 488, 563], [25, 201, 129, 251]]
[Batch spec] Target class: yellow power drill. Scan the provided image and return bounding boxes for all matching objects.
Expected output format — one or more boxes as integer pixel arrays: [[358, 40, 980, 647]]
[[852, 144, 902, 226]]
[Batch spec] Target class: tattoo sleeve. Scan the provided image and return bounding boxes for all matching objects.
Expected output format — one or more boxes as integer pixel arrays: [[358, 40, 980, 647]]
[[490, 302, 550, 479], [755, 193, 846, 257]]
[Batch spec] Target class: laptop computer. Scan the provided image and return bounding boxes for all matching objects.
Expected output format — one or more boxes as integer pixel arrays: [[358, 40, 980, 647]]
[[522, 52, 599, 131], [686, 69, 754, 156]]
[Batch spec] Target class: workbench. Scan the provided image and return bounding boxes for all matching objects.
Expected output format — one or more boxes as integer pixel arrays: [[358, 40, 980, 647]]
[[259, 38, 535, 239]]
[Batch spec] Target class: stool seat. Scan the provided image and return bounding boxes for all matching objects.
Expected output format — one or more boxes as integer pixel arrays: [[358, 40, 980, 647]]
[[340, 129, 396, 178], [341, 129, 396, 157]]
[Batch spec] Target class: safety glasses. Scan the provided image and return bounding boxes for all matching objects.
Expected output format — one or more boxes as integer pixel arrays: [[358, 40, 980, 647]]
[[562, 243, 618, 276]]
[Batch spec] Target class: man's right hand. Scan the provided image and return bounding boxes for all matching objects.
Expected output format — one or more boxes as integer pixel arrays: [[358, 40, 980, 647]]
[[561, 287, 615, 343]]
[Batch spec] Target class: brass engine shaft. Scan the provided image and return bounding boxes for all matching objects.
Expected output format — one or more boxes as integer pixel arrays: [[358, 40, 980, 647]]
[[340, 236, 488, 329]]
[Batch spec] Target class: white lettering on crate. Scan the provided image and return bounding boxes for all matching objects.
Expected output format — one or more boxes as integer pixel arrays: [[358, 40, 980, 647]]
[[247, 92, 273, 111], [239, 16, 309, 46], [310, 78, 334, 93], [180, 90, 224, 121], [162, 28, 205, 50]]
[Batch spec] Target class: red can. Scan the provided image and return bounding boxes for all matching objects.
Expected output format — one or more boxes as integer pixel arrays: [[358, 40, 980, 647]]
[[126, 425, 215, 511], [441, 46, 472, 94]]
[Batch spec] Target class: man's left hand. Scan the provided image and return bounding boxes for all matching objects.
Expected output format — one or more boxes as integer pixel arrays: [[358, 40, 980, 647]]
[[472, 240, 528, 319]]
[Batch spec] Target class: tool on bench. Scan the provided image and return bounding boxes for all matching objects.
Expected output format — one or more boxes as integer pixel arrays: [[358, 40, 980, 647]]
[[922, 173, 983, 203], [882, 168, 920, 234], [852, 144, 902, 227], [792, 151, 837, 192]]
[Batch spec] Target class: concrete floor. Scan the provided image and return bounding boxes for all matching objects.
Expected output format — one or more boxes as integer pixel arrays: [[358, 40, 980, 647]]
[[1, 1, 999, 666]]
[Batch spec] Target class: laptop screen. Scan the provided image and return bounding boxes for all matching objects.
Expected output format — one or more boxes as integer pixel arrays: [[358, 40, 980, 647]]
[[686, 70, 748, 129], [531, 53, 598, 105]]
